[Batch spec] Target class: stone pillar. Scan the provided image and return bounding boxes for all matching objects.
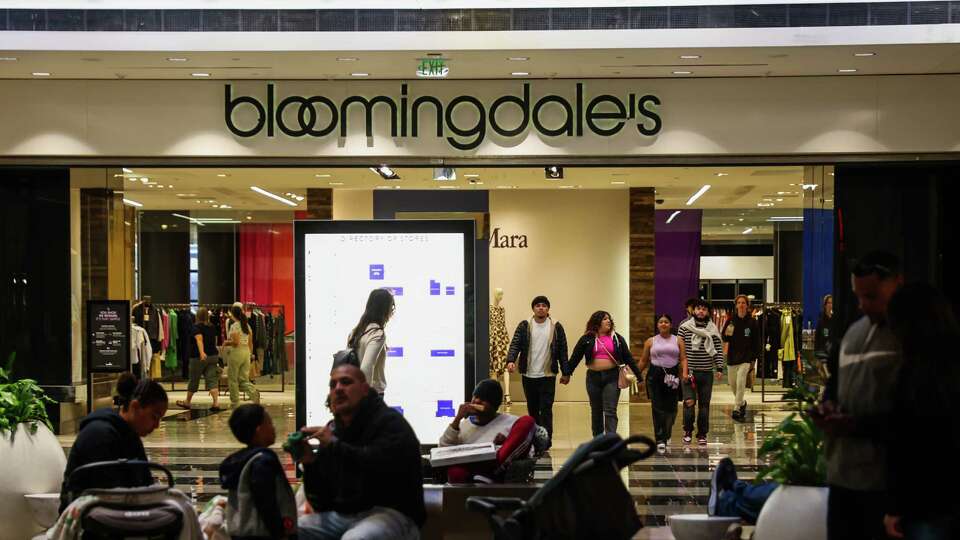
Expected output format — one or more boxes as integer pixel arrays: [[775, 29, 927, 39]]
[[307, 188, 333, 219], [629, 188, 656, 394]]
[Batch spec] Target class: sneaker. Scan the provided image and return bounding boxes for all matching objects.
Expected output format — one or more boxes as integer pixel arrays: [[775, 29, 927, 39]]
[[682, 432, 693, 444], [657, 442, 667, 453], [708, 457, 738, 516], [738, 402, 747, 418], [697, 436, 708, 446], [731, 409, 742, 421]]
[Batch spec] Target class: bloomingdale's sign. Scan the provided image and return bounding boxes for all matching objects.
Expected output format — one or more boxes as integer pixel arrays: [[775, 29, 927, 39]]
[[225, 83, 662, 151]]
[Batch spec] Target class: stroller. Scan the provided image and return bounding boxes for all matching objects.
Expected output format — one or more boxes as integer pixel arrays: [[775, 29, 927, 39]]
[[53, 459, 201, 539], [466, 433, 656, 540]]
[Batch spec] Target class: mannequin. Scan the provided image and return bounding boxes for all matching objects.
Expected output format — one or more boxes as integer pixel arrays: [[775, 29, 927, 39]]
[[489, 288, 511, 404]]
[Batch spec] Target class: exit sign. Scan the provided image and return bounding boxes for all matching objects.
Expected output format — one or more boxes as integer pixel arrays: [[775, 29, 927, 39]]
[[416, 58, 449, 78]]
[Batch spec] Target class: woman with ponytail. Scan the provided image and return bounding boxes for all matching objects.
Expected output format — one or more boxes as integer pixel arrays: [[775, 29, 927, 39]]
[[60, 372, 168, 512], [223, 303, 260, 408]]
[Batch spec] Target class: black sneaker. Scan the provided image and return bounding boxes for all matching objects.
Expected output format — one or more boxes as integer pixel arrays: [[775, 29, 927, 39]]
[[739, 402, 747, 418], [708, 457, 738, 516], [731, 409, 741, 420]]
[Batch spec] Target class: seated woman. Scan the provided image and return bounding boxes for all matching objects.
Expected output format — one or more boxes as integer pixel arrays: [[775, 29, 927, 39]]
[[59, 373, 168, 513], [439, 379, 536, 483]]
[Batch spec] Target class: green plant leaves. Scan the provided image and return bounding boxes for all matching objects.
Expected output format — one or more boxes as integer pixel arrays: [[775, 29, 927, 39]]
[[755, 377, 827, 487], [0, 358, 54, 435]]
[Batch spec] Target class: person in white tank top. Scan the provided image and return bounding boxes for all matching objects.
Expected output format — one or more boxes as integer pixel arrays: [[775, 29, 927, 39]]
[[639, 314, 687, 451]]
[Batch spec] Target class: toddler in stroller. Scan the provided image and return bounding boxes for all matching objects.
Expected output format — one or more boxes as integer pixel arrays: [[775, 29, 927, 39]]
[[467, 433, 655, 540], [47, 459, 202, 540]]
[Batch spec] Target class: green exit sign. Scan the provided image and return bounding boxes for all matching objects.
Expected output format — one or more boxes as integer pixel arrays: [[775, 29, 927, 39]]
[[416, 58, 449, 78]]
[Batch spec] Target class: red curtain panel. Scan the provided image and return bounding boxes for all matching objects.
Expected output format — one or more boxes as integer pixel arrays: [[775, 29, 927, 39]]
[[239, 223, 295, 334]]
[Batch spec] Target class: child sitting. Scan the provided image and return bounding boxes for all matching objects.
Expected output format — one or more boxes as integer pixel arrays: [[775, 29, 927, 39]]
[[219, 404, 297, 539]]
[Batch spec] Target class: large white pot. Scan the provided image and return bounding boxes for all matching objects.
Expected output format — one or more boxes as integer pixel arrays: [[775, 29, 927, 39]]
[[753, 485, 828, 540], [0, 423, 66, 540]]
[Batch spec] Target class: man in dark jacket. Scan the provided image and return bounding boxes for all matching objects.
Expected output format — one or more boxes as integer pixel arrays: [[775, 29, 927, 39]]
[[505, 295, 568, 446], [722, 294, 760, 421], [297, 360, 424, 540]]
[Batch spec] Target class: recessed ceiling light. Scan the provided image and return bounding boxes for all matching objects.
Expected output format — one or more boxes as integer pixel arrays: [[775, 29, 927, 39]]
[[742, 227, 754, 235], [246, 216, 253, 220], [32, 72, 50, 77], [438, 185, 459, 189], [464, 174, 480, 178], [611, 181, 626, 185], [191, 72, 210, 77], [370, 165, 399, 180], [679, 55, 701, 60], [666, 211, 681, 224], [714, 172, 729, 177], [351, 72, 369, 77], [672, 71, 692, 75], [776, 198, 784, 202], [315, 174, 331, 178], [328, 182, 344, 186], [121, 167, 133, 174], [0, 57, 17, 61], [738, 218, 744, 222], [497, 185, 516, 189], [685, 185, 711, 205], [167, 185, 174, 188], [853, 52, 876, 57], [336, 57, 359, 62], [167, 57, 188, 62], [838, 68, 857, 73], [122, 198, 143, 208], [511, 72, 529, 77], [140, 178, 149, 183], [217, 173, 228, 178], [508, 57, 529, 61], [251, 186, 298, 207]]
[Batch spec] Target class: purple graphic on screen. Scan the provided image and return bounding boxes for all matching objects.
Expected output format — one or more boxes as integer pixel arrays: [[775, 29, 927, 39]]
[[429, 279, 441, 296], [436, 400, 456, 417], [369, 264, 385, 280], [445, 286, 455, 296], [385, 287, 404, 296], [387, 347, 404, 357], [431, 349, 455, 357]]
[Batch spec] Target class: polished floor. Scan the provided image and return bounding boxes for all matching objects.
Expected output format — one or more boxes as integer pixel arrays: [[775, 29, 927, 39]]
[[59, 382, 794, 529]]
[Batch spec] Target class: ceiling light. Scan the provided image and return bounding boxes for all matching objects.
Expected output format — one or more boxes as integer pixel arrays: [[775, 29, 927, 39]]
[[777, 191, 786, 195], [191, 72, 210, 77], [370, 165, 399, 180], [351, 72, 369, 77], [738, 218, 744, 222], [160, 224, 168, 230], [714, 172, 729, 177], [122, 167, 133, 174], [511, 72, 529, 77], [776, 198, 784, 202], [217, 173, 228, 178], [611, 181, 626, 185], [742, 227, 754, 235], [336, 57, 359, 62], [685, 185, 711, 205], [464, 174, 480, 178], [32, 72, 50, 77], [666, 210, 681, 224], [122, 198, 143, 208], [167, 57, 188, 62], [497, 185, 516, 189], [679, 55, 701, 60], [246, 216, 253, 220], [801, 183, 818, 190], [757, 202, 774, 207], [171, 213, 206, 227], [167, 184, 174, 188], [508, 57, 529, 61], [558, 185, 576, 189], [438, 185, 459, 189], [545, 166, 563, 180], [315, 174, 331, 178], [434, 167, 457, 181], [838, 68, 857, 73], [767, 216, 804, 222], [672, 71, 692, 75], [251, 186, 298, 207], [328, 182, 344, 186], [853, 52, 876, 57], [0, 57, 17, 61]]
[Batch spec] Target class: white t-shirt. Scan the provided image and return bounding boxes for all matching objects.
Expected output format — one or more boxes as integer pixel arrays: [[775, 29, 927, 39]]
[[526, 319, 551, 378], [439, 413, 519, 447]]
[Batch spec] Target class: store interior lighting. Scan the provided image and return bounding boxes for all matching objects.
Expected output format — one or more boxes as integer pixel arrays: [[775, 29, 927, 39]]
[[122, 198, 143, 208], [370, 165, 399, 180], [434, 167, 457, 181], [665, 210, 681, 224], [250, 186, 298, 207], [767, 216, 804, 222], [544, 166, 564, 179], [685, 184, 711, 205]]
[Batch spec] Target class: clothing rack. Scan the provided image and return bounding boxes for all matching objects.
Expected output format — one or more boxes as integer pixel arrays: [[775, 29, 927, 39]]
[[757, 302, 804, 402]]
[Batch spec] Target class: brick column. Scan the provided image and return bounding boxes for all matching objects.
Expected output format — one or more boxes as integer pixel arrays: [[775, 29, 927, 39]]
[[306, 188, 333, 219], [629, 187, 656, 358]]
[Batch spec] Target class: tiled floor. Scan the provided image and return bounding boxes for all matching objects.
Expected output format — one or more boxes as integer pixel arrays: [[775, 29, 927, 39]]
[[59, 382, 795, 529]]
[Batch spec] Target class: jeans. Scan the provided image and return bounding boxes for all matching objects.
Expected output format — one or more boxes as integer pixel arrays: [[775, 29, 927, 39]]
[[521, 375, 556, 440], [682, 370, 714, 437], [645, 365, 679, 443], [728, 362, 751, 409], [225, 347, 259, 406], [299, 507, 420, 540], [716, 480, 779, 524], [586, 369, 621, 436], [827, 485, 885, 540]]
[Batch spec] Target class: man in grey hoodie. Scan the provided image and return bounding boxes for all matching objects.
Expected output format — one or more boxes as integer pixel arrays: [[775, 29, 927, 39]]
[[814, 251, 903, 540]]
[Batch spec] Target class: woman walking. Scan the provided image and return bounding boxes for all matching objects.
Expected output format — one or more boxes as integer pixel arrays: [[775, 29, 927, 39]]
[[639, 314, 686, 452], [347, 288, 395, 396], [223, 304, 259, 408], [563, 310, 642, 436], [176, 307, 222, 411]]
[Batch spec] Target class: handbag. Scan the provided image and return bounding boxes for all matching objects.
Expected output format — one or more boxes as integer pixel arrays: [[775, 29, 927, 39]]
[[596, 334, 635, 389]]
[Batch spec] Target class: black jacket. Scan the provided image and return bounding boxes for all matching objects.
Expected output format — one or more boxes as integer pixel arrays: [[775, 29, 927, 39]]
[[220, 447, 291, 539], [60, 408, 152, 513], [721, 315, 761, 366], [564, 332, 641, 378], [302, 390, 426, 527], [814, 312, 832, 358], [506, 319, 569, 376]]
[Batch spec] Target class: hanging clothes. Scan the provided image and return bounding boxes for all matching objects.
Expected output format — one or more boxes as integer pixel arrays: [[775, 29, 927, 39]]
[[177, 309, 195, 379], [132, 303, 161, 341], [161, 310, 170, 352], [274, 312, 287, 373], [489, 304, 509, 377], [131, 324, 153, 371], [165, 309, 179, 369], [780, 309, 797, 363], [762, 308, 782, 378]]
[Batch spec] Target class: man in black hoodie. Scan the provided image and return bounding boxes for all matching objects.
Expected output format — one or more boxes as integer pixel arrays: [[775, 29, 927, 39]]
[[296, 360, 424, 540]]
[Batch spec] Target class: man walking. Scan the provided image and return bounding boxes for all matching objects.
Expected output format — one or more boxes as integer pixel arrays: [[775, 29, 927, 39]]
[[722, 295, 760, 421], [506, 295, 568, 448], [814, 251, 902, 540], [678, 299, 724, 445]]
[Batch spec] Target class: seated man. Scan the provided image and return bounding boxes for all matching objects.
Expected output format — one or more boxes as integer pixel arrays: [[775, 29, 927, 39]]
[[708, 457, 779, 525], [439, 379, 536, 483], [296, 358, 425, 540]]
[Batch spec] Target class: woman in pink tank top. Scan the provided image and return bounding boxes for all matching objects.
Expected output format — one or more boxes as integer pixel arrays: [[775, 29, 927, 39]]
[[639, 314, 688, 451]]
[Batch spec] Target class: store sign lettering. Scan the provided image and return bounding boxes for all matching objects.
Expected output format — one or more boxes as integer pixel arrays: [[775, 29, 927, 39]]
[[490, 228, 528, 249], [225, 83, 662, 151]]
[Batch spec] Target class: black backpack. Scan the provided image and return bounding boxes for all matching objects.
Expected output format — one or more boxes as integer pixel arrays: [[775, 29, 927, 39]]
[[333, 326, 380, 368]]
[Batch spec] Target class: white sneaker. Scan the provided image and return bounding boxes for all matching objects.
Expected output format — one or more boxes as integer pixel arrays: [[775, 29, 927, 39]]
[[657, 442, 667, 453]]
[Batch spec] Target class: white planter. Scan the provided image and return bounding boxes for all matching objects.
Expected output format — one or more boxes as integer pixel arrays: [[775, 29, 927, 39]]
[[0, 423, 66, 540], [753, 485, 828, 540]]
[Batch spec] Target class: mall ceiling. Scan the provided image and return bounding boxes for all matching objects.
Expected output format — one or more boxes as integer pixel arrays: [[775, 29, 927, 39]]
[[88, 165, 833, 240], [2, 44, 959, 79]]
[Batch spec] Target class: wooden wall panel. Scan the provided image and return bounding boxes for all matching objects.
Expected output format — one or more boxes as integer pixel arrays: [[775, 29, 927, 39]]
[[307, 188, 333, 219], [629, 187, 656, 356]]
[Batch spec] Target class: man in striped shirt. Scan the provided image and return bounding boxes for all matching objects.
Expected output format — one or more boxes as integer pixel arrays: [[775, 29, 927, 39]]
[[678, 299, 725, 445]]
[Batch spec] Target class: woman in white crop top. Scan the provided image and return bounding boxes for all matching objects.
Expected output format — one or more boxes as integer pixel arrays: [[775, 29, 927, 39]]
[[222, 304, 260, 408]]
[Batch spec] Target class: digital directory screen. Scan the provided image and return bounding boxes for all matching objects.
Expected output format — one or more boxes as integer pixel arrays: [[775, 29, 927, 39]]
[[296, 220, 475, 444]]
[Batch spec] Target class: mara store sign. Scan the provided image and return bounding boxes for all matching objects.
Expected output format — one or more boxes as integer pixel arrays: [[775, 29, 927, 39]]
[[225, 82, 662, 151]]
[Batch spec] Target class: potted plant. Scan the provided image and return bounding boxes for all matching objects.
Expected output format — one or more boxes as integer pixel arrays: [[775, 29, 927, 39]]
[[752, 380, 828, 540], [0, 353, 68, 539]]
